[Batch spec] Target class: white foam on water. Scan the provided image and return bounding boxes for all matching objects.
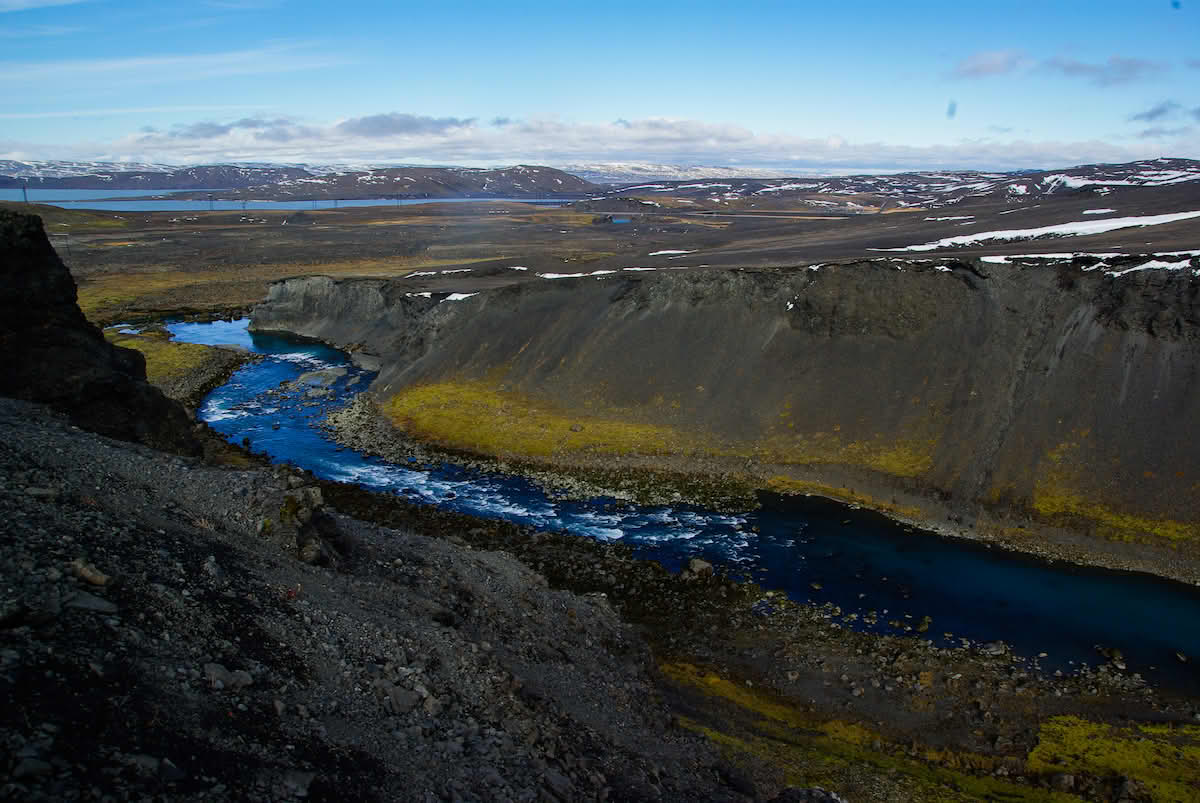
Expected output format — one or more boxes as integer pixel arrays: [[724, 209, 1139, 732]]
[[573, 510, 626, 527], [637, 529, 702, 543], [273, 352, 331, 369], [316, 461, 413, 488], [200, 403, 247, 422], [577, 526, 624, 542]]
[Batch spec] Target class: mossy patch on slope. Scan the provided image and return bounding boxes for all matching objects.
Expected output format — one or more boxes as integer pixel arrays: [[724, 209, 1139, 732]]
[[1033, 439, 1199, 544], [382, 380, 938, 483], [103, 329, 222, 386], [1028, 715, 1200, 802], [660, 661, 1079, 803], [0, 201, 128, 231], [382, 380, 718, 459]]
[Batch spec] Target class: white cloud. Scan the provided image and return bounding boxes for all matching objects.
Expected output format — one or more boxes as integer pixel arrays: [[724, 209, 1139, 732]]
[[0, 23, 83, 36], [19, 112, 1153, 173], [1129, 101, 1183, 122], [952, 50, 1027, 78], [0, 0, 87, 10], [204, 0, 281, 7], [0, 104, 270, 120], [1043, 55, 1163, 86], [0, 42, 341, 87]]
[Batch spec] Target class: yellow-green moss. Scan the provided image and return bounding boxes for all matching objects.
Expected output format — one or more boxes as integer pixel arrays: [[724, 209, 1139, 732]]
[[1, 201, 128, 230], [76, 257, 503, 323], [279, 495, 301, 524], [383, 380, 937, 485], [1033, 479, 1197, 543], [766, 475, 924, 519], [660, 662, 1076, 803], [824, 438, 935, 477], [382, 380, 722, 459], [103, 329, 218, 385], [759, 427, 937, 478], [1028, 716, 1200, 802], [1031, 437, 1198, 543]]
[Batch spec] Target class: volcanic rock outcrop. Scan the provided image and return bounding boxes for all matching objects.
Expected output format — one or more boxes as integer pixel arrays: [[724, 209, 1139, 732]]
[[0, 210, 198, 454]]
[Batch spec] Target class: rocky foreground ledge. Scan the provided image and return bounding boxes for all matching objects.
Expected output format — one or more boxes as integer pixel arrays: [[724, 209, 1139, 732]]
[[0, 397, 778, 802]]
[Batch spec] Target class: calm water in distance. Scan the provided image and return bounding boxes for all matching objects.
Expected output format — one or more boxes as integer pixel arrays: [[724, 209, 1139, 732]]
[[1, 187, 571, 212]]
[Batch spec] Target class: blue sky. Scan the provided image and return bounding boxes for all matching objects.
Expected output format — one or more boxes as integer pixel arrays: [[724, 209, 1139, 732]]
[[1, 0, 1198, 171]]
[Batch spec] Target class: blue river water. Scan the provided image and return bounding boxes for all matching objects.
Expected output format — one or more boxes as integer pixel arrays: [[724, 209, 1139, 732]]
[[1, 187, 572, 212], [168, 318, 1200, 691]]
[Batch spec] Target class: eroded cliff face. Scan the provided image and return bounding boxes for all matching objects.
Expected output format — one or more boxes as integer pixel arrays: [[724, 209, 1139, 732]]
[[251, 261, 1200, 573], [0, 211, 199, 455]]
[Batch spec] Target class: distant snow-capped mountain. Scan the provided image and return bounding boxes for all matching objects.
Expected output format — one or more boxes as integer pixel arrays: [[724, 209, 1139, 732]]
[[557, 163, 805, 184], [0, 160, 595, 197], [596, 158, 1200, 206], [0, 162, 313, 190], [0, 160, 177, 179]]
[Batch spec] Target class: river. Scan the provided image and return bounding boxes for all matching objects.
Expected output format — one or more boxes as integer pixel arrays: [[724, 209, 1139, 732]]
[[168, 317, 1200, 691]]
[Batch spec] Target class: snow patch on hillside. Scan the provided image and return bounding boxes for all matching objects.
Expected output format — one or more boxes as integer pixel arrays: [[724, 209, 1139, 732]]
[[881, 210, 1200, 252]]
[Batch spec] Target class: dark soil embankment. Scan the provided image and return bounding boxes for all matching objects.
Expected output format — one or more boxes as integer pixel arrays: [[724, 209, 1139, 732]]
[[251, 260, 1200, 580]]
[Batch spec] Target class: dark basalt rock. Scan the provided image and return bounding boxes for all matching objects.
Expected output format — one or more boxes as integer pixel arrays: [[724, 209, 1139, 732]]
[[0, 210, 199, 455]]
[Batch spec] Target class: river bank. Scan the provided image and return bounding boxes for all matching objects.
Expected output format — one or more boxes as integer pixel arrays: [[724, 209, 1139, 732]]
[[324, 392, 1200, 590], [104, 322, 258, 411], [248, 264, 1200, 587], [8, 369, 1199, 802], [161, 316, 1200, 800]]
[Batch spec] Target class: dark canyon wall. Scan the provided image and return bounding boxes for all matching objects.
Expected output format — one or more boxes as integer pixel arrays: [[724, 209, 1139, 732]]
[[252, 260, 1200, 567]]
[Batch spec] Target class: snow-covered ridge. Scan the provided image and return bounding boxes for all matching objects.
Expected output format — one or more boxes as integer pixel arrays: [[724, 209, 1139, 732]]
[[981, 250, 1200, 278], [0, 159, 179, 178], [879, 210, 1200, 252], [556, 162, 803, 184], [594, 157, 1200, 208]]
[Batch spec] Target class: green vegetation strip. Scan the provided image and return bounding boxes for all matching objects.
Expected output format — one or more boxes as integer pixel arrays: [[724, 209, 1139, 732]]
[[103, 329, 219, 385]]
